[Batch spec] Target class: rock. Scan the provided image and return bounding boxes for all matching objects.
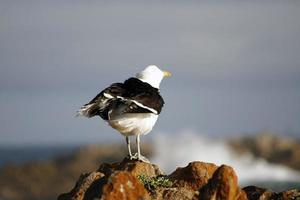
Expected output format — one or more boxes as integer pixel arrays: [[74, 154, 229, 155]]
[[168, 161, 218, 190], [243, 186, 273, 200], [279, 189, 300, 199], [102, 171, 150, 200], [57, 172, 105, 200], [243, 186, 300, 200], [157, 187, 196, 200], [58, 158, 299, 200], [199, 165, 247, 200], [58, 158, 161, 200], [98, 157, 162, 177]]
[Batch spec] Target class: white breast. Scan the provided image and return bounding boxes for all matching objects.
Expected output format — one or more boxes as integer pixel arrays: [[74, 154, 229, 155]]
[[108, 112, 158, 136]]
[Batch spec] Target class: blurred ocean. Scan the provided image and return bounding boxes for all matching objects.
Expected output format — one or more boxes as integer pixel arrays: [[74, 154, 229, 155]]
[[151, 130, 300, 192], [0, 146, 77, 166]]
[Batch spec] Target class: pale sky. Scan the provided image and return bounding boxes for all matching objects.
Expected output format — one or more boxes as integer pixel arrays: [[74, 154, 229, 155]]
[[1, 1, 300, 145]]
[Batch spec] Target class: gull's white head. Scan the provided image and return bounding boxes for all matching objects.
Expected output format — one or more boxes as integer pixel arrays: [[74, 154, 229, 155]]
[[136, 65, 171, 88]]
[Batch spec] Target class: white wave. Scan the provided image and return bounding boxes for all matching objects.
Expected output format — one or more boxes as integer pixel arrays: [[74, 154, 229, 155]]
[[151, 129, 300, 182]]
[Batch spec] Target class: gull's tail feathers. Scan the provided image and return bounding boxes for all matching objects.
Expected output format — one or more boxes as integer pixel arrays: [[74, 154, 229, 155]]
[[76, 103, 99, 118]]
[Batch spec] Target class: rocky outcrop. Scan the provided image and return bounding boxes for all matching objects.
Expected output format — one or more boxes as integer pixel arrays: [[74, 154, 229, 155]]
[[58, 158, 300, 200], [57, 158, 159, 200]]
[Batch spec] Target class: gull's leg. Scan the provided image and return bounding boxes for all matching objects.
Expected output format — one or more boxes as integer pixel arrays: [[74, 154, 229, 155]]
[[136, 134, 141, 160], [135, 134, 150, 163], [126, 136, 133, 158]]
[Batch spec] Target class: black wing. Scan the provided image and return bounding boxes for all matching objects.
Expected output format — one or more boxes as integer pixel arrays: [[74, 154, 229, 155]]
[[122, 78, 164, 114], [77, 83, 125, 120], [77, 78, 165, 119]]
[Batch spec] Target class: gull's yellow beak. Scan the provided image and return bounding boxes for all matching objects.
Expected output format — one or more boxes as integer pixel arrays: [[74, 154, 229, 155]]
[[163, 70, 172, 77]]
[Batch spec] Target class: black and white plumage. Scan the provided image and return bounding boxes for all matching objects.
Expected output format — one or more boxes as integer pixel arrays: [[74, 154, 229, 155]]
[[77, 65, 171, 162]]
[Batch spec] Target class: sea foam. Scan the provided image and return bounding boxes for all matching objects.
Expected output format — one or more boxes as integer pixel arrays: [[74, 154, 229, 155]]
[[151, 130, 300, 182]]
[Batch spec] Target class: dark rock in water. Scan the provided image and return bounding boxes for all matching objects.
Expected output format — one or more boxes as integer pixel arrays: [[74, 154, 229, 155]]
[[58, 158, 299, 200], [243, 185, 300, 200], [243, 186, 272, 200]]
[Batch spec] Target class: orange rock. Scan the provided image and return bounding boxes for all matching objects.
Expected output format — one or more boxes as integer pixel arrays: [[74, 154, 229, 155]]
[[159, 187, 197, 200], [102, 171, 150, 200], [169, 161, 218, 190], [237, 190, 248, 200], [57, 171, 105, 200], [279, 189, 300, 200], [98, 158, 162, 177], [199, 165, 246, 200]]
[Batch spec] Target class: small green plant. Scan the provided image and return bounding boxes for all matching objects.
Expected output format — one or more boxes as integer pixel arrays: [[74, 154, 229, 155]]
[[138, 174, 172, 191]]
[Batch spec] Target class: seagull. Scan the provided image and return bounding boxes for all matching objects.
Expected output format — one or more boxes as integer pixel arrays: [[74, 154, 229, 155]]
[[77, 65, 171, 162]]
